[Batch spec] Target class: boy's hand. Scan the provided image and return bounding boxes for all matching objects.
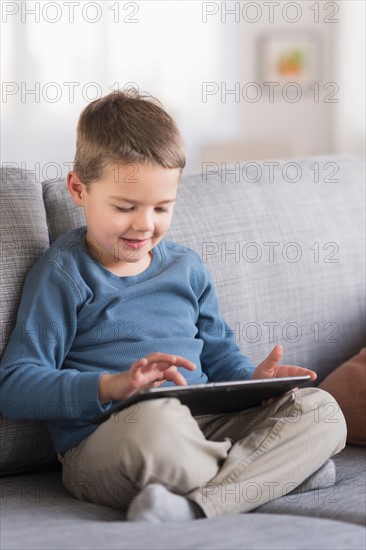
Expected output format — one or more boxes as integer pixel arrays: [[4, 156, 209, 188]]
[[128, 353, 196, 392], [252, 344, 317, 380], [99, 353, 197, 403], [252, 344, 317, 406]]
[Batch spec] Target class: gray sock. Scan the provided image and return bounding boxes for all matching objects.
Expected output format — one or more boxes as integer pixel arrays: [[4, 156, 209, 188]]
[[289, 459, 336, 494], [127, 483, 205, 523]]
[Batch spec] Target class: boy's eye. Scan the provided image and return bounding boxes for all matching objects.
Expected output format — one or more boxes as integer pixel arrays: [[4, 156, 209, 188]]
[[114, 206, 169, 213], [115, 207, 133, 212]]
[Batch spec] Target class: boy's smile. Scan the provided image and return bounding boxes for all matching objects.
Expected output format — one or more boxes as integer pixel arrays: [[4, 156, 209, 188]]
[[68, 163, 181, 277]]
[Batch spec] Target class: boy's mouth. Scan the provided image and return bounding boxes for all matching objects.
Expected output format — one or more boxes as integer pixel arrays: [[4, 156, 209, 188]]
[[121, 238, 148, 249]]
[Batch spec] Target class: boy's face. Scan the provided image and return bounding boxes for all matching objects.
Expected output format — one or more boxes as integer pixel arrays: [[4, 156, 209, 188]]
[[68, 163, 181, 275]]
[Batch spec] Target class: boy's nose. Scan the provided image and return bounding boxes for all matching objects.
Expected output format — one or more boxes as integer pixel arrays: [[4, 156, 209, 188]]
[[131, 212, 154, 233]]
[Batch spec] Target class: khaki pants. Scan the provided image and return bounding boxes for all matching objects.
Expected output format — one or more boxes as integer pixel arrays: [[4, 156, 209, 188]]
[[57, 387, 347, 518]]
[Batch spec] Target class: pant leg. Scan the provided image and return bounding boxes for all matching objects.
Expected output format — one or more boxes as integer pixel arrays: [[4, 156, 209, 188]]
[[57, 397, 232, 511], [187, 387, 347, 518]]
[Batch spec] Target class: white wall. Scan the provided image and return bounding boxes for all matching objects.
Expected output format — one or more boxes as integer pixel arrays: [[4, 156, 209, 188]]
[[332, 0, 365, 155], [1, 2, 236, 175], [198, 0, 340, 164], [237, 2, 336, 156], [1, 1, 364, 178]]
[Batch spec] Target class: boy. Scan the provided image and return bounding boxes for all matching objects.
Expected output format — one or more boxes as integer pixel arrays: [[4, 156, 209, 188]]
[[0, 90, 346, 522]]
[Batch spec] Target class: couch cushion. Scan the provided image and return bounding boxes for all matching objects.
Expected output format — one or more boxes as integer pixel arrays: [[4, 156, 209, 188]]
[[0, 463, 365, 549], [319, 347, 366, 446], [42, 179, 85, 243], [0, 168, 57, 476], [253, 445, 366, 526]]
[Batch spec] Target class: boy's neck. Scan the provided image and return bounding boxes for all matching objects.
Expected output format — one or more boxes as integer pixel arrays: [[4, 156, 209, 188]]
[[102, 250, 153, 278]]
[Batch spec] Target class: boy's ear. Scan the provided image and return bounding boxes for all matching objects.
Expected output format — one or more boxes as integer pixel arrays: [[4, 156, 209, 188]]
[[67, 171, 86, 207]]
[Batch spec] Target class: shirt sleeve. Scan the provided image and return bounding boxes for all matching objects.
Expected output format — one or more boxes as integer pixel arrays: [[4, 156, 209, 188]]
[[0, 260, 110, 421], [195, 261, 256, 381]]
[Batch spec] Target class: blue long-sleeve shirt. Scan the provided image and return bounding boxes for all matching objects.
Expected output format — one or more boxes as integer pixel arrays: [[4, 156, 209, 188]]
[[0, 226, 255, 453]]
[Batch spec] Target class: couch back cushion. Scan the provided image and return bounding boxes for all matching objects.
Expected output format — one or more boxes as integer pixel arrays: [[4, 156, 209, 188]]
[[42, 156, 365, 384], [171, 156, 365, 382], [43, 178, 86, 243], [0, 168, 56, 475]]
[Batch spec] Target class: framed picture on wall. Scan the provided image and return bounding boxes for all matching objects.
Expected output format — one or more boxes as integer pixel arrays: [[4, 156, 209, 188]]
[[257, 30, 322, 91]]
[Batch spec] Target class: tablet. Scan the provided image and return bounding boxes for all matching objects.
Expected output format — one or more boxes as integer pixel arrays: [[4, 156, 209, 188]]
[[90, 375, 311, 424]]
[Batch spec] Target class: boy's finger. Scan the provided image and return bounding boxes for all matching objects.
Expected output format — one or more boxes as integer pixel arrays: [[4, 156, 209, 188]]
[[281, 366, 317, 380], [147, 360, 193, 376], [130, 358, 148, 372], [130, 359, 173, 377], [257, 344, 283, 372], [163, 369, 188, 386], [262, 386, 299, 406], [144, 353, 196, 370], [138, 366, 188, 388]]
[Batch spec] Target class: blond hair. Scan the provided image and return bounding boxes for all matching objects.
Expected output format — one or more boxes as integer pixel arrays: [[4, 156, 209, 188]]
[[73, 89, 186, 184]]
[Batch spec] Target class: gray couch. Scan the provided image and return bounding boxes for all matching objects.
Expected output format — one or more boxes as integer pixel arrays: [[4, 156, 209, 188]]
[[0, 156, 365, 549]]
